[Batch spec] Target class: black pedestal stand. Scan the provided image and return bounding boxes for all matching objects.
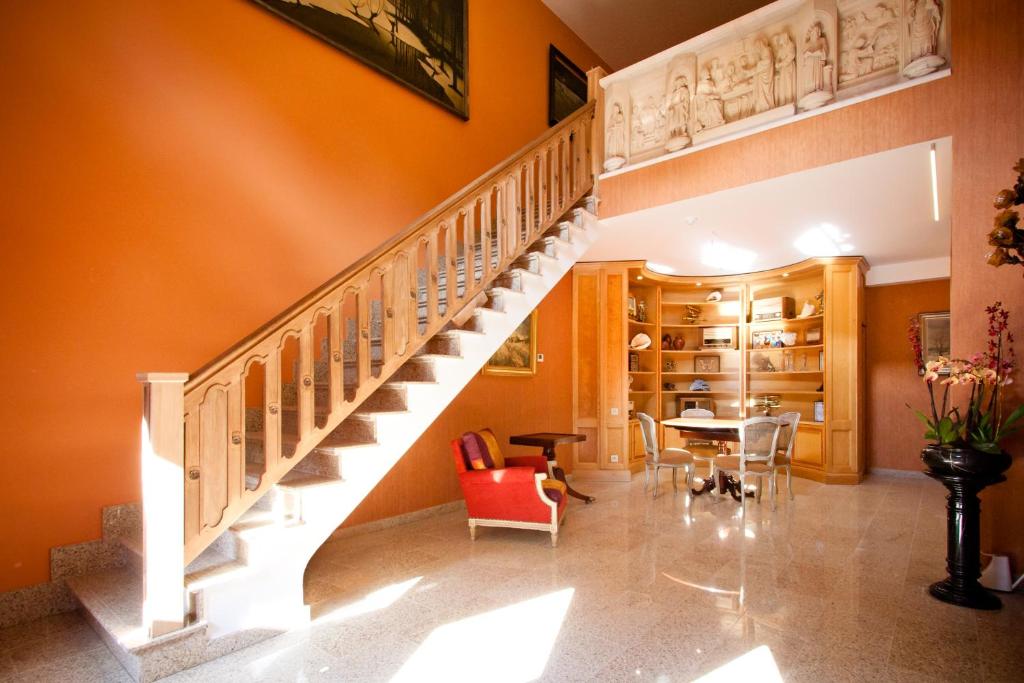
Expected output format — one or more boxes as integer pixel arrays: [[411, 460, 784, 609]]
[[925, 470, 1006, 611]]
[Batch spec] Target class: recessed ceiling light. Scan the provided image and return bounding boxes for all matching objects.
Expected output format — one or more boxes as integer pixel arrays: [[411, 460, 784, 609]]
[[695, 282, 702, 287], [646, 262, 675, 274], [782, 272, 790, 278], [636, 275, 644, 280]]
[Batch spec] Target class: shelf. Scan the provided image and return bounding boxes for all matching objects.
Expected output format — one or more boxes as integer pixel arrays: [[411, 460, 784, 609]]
[[628, 371, 656, 375], [747, 390, 824, 396], [662, 372, 737, 378], [749, 371, 823, 379], [747, 344, 823, 352], [629, 390, 656, 395], [663, 391, 739, 396], [662, 300, 740, 306], [628, 348, 656, 353], [749, 315, 823, 327], [628, 319, 656, 327], [661, 348, 739, 354], [661, 323, 739, 329]]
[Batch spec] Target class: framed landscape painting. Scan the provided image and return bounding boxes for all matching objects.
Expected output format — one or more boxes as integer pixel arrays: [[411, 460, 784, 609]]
[[483, 310, 538, 377], [548, 45, 587, 126], [253, 0, 468, 119]]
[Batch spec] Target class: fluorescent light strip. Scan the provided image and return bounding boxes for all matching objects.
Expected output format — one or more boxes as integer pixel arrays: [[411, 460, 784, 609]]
[[930, 143, 940, 222]]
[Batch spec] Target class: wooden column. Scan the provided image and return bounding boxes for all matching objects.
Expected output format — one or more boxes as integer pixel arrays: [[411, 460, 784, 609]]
[[586, 67, 607, 186], [137, 372, 188, 637]]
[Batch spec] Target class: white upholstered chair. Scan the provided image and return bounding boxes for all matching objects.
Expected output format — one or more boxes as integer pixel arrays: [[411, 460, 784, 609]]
[[771, 411, 801, 502], [638, 412, 694, 498], [712, 416, 781, 515], [678, 408, 719, 477]]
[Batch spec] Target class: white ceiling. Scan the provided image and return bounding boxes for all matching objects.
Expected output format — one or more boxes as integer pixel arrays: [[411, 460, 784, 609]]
[[583, 138, 953, 285], [542, 0, 773, 70]]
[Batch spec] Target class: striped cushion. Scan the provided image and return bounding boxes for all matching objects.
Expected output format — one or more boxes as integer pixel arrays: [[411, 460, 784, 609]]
[[478, 429, 506, 469], [541, 479, 567, 504], [461, 431, 494, 470]]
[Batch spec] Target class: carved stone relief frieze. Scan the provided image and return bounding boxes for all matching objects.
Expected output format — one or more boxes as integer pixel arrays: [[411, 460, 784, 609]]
[[902, 0, 946, 77], [603, 82, 629, 171], [665, 54, 696, 152], [837, 0, 901, 87]]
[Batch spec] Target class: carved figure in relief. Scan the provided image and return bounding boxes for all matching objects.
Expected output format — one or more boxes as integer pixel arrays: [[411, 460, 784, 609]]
[[839, 4, 899, 84], [665, 75, 692, 152], [904, 0, 946, 77], [692, 68, 725, 134], [772, 32, 796, 106], [799, 22, 834, 110], [753, 38, 775, 114], [603, 102, 627, 171], [630, 96, 667, 152]]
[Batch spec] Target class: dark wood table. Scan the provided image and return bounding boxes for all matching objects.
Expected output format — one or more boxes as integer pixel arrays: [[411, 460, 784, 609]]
[[508, 432, 593, 503], [660, 418, 751, 500]]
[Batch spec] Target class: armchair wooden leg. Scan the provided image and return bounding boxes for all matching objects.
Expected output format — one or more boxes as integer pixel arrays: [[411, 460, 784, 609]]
[[787, 465, 794, 500], [550, 531, 558, 548], [653, 466, 660, 499], [769, 476, 777, 512], [468, 521, 477, 541], [643, 464, 650, 491]]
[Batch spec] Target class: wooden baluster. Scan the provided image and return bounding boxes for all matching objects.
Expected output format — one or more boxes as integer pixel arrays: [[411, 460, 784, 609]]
[[463, 207, 477, 290], [227, 380, 243, 502], [562, 133, 571, 208], [503, 179, 516, 268], [298, 325, 314, 440], [381, 265, 396, 362], [528, 158, 538, 239], [199, 386, 229, 529], [357, 285, 371, 389], [444, 217, 458, 309], [426, 230, 440, 328], [183, 406, 200, 553], [395, 252, 411, 353], [137, 372, 188, 638], [264, 350, 282, 471], [328, 303, 343, 412], [554, 140, 563, 213], [481, 193, 494, 282]]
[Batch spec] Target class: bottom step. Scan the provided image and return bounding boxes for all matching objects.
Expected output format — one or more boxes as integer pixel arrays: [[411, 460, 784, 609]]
[[66, 568, 279, 682]]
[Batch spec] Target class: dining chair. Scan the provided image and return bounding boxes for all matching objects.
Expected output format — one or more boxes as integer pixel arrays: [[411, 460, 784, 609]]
[[772, 411, 801, 503], [712, 416, 781, 515], [678, 408, 719, 477], [638, 412, 694, 498]]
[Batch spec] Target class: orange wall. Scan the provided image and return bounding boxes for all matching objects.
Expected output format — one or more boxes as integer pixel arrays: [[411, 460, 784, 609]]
[[599, 3, 1024, 565], [342, 274, 576, 528], [865, 280, 951, 471], [0, 1, 605, 592]]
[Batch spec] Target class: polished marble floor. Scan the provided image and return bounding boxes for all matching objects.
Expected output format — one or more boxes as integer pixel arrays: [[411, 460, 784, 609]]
[[2, 472, 1022, 682]]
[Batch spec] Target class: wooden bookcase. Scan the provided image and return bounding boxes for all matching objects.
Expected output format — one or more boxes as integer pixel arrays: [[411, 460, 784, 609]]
[[573, 257, 865, 484]]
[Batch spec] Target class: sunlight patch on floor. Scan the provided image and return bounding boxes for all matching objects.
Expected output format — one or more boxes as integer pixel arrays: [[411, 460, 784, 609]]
[[316, 576, 422, 625], [693, 645, 782, 683], [390, 588, 575, 683]]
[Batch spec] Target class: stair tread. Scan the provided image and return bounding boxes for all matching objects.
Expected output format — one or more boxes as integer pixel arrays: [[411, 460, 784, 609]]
[[67, 567, 204, 652], [186, 557, 248, 590], [245, 431, 374, 449], [278, 471, 343, 489]]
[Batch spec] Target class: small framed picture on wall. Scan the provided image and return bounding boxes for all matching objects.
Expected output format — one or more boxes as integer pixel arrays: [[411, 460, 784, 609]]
[[919, 311, 951, 373]]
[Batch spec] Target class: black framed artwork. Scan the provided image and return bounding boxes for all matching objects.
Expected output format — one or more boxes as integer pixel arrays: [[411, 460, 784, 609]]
[[252, 0, 468, 119], [548, 45, 587, 126]]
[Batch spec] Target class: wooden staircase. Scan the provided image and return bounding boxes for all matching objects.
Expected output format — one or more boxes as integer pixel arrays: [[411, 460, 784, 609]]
[[65, 102, 603, 681]]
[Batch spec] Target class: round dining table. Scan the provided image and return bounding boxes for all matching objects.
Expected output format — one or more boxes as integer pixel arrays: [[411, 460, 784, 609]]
[[660, 416, 749, 499]]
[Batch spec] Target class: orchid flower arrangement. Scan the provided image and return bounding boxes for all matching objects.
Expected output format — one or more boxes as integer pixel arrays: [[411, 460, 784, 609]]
[[908, 302, 1024, 453]]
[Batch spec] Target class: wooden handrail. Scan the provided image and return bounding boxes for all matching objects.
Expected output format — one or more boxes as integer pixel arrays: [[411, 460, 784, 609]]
[[166, 101, 596, 564]]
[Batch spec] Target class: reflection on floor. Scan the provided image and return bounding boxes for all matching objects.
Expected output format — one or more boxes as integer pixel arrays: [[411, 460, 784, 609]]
[[2, 472, 1023, 682]]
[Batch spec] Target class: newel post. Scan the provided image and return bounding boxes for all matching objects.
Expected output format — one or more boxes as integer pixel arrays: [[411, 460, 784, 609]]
[[586, 66, 607, 185], [137, 372, 188, 637]]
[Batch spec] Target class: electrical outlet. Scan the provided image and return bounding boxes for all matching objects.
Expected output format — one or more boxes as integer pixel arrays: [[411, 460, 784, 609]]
[[537, 353, 544, 362], [610, 407, 619, 416], [610, 454, 620, 463]]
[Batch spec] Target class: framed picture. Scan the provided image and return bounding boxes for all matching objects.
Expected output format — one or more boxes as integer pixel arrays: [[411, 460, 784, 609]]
[[548, 45, 587, 126], [483, 310, 538, 376], [919, 311, 951, 372], [252, 0, 469, 119], [694, 355, 720, 373], [627, 295, 637, 320]]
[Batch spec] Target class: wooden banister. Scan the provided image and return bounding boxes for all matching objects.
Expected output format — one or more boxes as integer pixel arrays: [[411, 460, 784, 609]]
[[159, 101, 596, 566]]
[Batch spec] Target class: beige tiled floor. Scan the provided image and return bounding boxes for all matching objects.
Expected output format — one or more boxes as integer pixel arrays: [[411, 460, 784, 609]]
[[2, 472, 1022, 682]]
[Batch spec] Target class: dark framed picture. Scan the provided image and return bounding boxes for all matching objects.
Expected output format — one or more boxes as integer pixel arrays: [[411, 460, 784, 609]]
[[252, 0, 469, 119], [694, 355, 720, 373], [919, 311, 951, 373], [483, 310, 538, 377], [548, 45, 587, 126]]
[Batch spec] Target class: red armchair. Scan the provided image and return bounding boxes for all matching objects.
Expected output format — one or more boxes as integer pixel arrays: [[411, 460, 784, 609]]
[[451, 431, 568, 547]]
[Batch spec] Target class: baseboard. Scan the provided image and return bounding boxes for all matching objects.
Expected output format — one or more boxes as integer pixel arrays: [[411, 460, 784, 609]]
[[570, 469, 633, 482], [869, 467, 927, 478], [0, 579, 77, 629], [328, 499, 466, 541]]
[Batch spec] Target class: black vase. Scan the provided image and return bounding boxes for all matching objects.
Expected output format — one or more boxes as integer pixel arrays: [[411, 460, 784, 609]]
[[921, 444, 1012, 610]]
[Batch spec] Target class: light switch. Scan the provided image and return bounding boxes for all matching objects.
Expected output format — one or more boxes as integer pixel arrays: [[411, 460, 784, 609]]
[[610, 407, 619, 416], [537, 353, 544, 362], [610, 454, 620, 463]]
